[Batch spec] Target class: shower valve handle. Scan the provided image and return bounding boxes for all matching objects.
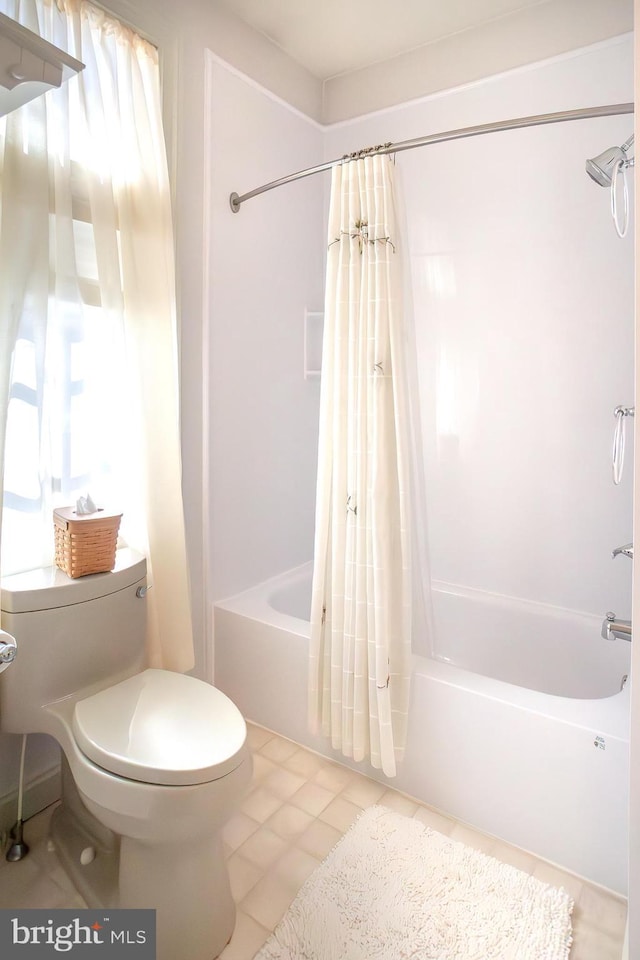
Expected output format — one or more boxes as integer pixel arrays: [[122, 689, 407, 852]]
[[612, 543, 633, 560]]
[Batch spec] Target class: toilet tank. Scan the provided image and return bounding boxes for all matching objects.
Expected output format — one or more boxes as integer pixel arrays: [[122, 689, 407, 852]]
[[0, 549, 147, 735]]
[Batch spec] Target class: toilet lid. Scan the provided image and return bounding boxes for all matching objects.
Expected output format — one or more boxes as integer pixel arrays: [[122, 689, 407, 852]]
[[72, 669, 247, 786]]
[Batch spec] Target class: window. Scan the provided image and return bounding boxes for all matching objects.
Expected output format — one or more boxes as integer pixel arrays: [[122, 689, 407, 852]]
[[1, 117, 131, 574], [0, 0, 194, 670]]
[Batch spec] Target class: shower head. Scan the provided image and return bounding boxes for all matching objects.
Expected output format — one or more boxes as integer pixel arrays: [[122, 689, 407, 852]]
[[586, 134, 634, 186]]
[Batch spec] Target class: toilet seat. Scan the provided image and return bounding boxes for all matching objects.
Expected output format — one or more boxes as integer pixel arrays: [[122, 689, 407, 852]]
[[72, 668, 247, 786]]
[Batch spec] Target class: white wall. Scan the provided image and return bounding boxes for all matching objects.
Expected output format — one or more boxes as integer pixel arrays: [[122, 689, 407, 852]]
[[324, 37, 635, 631], [206, 59, 325, 604]]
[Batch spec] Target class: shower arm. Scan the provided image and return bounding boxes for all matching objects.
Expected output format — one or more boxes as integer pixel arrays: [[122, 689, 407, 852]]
[[619, 135, 635, 171]]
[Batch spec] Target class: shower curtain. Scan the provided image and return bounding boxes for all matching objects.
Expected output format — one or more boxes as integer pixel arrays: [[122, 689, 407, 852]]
[[309, 153, 415, 778]]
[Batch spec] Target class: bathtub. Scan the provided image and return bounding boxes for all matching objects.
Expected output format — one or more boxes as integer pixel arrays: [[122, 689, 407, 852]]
[[214, 563, 630, 894]]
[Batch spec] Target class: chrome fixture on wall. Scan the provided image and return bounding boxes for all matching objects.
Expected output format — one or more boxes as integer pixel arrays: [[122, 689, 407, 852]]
[[602, 612, 632, 642], [586, 135, 635, 186], [612, 405, 634, 485], [586, 135, 635, 238], [612, 542, 634, 560]]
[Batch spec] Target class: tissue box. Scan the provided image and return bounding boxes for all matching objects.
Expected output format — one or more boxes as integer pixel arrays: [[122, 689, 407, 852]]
[[53, 507, 122, 579]]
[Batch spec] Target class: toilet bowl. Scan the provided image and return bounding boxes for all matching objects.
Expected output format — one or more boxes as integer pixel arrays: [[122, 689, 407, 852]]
[[0, 552, 252, 960]]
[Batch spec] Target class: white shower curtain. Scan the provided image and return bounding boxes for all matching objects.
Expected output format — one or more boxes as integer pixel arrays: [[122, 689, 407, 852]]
[[309, 154, 414, 778]]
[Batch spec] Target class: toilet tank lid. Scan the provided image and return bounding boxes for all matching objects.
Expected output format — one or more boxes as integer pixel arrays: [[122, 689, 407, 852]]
[[0, 549, 146, 613]]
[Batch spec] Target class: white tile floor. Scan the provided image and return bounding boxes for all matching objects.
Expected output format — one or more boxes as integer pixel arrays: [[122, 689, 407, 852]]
[[0, 722, 627, 960]]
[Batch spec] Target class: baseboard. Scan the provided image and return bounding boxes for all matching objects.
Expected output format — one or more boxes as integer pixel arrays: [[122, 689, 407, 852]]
[[0, 763, 61, 837]]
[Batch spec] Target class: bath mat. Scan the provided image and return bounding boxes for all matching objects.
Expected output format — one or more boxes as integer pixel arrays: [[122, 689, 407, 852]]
[[255, 805, 573, 960]]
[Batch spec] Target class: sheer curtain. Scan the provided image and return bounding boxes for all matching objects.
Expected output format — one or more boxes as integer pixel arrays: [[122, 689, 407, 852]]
[[0, 0, 193, 672], [309, 154, 416, 778]]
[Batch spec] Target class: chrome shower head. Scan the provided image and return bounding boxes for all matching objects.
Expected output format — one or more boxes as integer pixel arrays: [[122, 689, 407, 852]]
[[586, 146, 625, 186], [586, 135, 634, 186]]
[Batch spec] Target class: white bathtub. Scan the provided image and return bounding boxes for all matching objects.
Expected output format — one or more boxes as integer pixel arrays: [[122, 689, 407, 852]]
[[215, 563, 630, 893]]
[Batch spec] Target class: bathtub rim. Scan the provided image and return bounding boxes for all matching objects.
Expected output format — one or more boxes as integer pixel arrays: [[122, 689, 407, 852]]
[[214, 562, 630, 742]]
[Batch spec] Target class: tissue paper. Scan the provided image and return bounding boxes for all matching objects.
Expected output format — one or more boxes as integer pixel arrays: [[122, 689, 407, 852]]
[[76, 494, 97, 515]]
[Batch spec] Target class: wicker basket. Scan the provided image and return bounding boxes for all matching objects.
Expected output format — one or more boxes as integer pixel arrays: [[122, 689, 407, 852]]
[[53, 507, 122, 579]]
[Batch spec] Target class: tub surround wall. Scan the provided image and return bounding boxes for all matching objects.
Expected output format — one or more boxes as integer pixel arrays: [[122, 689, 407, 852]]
[[207, 58, 325, 604], [324, 35, 634, 627], [205, 35, 634, 623]]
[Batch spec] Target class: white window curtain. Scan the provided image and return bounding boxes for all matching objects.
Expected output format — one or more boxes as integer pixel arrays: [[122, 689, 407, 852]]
[[309, 154, 416, 778], [0, 0, 194, 673]]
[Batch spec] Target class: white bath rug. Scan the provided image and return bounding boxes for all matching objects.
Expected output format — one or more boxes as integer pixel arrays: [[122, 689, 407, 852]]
[[255, 805, 573, 960]]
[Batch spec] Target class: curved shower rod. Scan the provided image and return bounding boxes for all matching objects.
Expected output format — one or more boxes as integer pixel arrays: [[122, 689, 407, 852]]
[[229, 101, 634, 213]]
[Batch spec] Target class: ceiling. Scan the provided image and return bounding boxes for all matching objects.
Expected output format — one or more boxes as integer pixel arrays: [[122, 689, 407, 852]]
[[217, 0, 553, 80]]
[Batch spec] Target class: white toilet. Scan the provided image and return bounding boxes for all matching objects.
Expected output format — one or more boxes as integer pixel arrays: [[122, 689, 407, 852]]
[[0, 550, 252, 960]]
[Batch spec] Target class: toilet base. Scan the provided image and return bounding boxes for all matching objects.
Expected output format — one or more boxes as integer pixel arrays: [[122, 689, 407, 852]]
[[119, 834, 235, 960], [53, 807, 236, 960], [51, 755, 241, 960], [50, 759, 120, 909]]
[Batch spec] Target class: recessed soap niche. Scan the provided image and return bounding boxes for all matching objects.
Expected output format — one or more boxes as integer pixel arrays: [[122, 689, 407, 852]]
[[304, 309, 323, 380]]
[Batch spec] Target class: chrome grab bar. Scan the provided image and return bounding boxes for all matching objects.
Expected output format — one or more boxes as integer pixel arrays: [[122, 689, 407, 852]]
[[602, 611, 632, 642]]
